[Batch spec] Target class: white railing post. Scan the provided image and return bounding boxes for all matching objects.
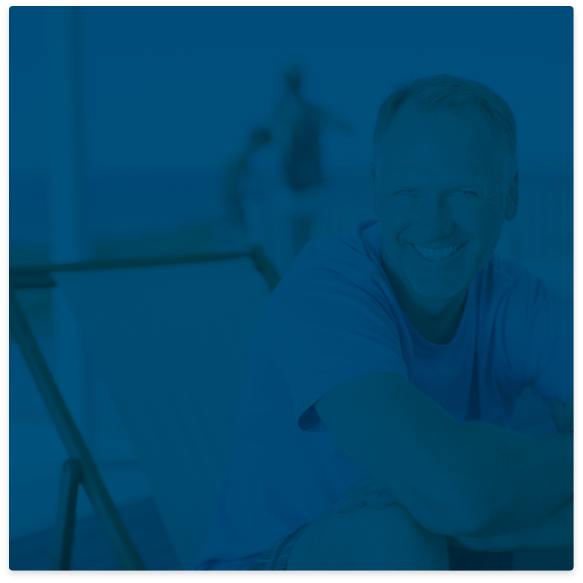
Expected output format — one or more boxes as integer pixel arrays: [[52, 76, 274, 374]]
[[45, 7, 94, 452]]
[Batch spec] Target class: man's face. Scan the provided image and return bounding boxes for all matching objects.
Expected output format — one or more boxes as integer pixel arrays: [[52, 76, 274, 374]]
[[373, 102, 517, 300]]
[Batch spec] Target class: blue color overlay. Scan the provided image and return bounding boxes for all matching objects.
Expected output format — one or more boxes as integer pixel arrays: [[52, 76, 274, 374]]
[[10, 6, 573, 571]]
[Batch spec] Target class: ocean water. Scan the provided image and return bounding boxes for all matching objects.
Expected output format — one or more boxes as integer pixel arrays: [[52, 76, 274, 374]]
[[10, 172, 220, 248]]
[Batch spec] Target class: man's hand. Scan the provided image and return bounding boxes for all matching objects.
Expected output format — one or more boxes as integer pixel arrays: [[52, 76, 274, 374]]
[[336, 478, 503, 551], [335, 477, 510, 553], [333, 476, 398, 513], [551, 393, 573, 433]]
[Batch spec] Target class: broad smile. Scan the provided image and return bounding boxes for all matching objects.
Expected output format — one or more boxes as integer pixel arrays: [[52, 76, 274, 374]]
[[411, 243, 465, 262], [408, 243, 466, 265]]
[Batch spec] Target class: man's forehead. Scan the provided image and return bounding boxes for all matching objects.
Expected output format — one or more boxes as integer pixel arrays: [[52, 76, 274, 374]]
[[376, 145, 503, 191], [381, 101, 501, 149]]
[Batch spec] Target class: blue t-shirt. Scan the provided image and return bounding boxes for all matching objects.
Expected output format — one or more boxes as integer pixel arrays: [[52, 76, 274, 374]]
[[193, 219, 573, 570]]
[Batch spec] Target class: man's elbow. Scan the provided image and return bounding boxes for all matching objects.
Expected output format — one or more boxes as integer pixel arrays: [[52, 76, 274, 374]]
[[446, 504, 488, 538], [398, 497, 476, 538], [417, 488, 488, 538], [394, 469, 489, 537], [451, 494, 530, 539]]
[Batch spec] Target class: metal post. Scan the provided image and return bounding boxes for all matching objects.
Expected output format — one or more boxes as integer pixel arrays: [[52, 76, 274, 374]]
[[45, 6, 93, 453]]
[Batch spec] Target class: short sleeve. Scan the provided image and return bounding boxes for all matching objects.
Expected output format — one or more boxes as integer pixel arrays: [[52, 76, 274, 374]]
[[504, 272, 573, 407], [528, 286, 573, 407], [269, 266, 409, 431]]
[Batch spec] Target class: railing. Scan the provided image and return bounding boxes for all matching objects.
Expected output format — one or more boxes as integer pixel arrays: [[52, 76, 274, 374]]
[[9, 246, 280, 570]]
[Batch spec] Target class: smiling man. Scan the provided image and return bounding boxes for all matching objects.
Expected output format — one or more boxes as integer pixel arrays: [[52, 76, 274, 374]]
[[193, 74, 573, 571]]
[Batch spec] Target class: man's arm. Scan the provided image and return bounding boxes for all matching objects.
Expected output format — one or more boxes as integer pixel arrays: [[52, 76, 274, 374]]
[[448, 497, 573, 552], [495, 496, 573, 551], [457, 420, 573, 537]]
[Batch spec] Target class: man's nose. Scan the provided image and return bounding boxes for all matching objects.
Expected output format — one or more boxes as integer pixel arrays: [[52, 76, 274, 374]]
[[417, 200, 453, 238]]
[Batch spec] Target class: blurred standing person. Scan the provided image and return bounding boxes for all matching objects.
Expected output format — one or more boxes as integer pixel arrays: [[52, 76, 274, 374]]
[[269, 65, 350, 273], [272, 65, 350, 192]]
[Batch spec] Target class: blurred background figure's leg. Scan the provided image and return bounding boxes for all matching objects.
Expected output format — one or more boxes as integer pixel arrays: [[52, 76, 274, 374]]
[[267, 183, 294, 276], [290, 184, 330, 254], [240, 177, 268, 249], [265, 181, 331, 276]]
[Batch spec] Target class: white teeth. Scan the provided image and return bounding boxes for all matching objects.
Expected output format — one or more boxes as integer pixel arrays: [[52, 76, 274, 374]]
[[413, 244, 461, 261]]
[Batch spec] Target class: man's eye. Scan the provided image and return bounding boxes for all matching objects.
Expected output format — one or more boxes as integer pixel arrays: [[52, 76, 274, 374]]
[[451, 190, 477, 197], [396, 190, 419, 196]]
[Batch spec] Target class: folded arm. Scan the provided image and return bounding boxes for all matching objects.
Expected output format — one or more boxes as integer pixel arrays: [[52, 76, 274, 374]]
[[455, 419, 573, 537], [449, 394, 574, 551], [448, 496, 573, 552]]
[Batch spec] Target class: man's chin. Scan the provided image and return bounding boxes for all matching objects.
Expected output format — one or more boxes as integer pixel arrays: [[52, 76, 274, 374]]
[[406, 274, 467, 300]]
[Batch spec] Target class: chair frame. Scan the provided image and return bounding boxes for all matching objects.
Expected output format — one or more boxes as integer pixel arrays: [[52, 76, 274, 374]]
[[9, 246, 280, 570]]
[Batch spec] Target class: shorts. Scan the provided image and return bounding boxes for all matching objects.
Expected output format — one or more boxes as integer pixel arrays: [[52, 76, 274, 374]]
[[448, 546, 514, 570], [247, 522, 514, 570], [248, 523, 309, 570]]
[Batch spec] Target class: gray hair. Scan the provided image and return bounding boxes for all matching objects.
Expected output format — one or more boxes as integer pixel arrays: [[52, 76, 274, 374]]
[[373, 74, 518, 189]]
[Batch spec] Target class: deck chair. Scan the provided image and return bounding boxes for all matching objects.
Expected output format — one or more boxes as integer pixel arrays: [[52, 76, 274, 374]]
[[10, 246, 571, 570], [9, 247, 280, 570]]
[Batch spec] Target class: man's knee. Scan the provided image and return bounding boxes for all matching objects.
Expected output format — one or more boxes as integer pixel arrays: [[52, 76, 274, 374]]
[[343, 504, 449, 570], [287, 503, 449, 570]]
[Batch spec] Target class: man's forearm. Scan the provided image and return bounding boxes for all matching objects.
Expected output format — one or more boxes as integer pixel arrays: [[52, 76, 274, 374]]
[[457, 421, 573, 537], [490, 496, 573, 551]]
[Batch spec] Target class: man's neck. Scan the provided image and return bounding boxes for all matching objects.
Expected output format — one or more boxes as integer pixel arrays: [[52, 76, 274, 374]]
[[381, 254, 468, 344]]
